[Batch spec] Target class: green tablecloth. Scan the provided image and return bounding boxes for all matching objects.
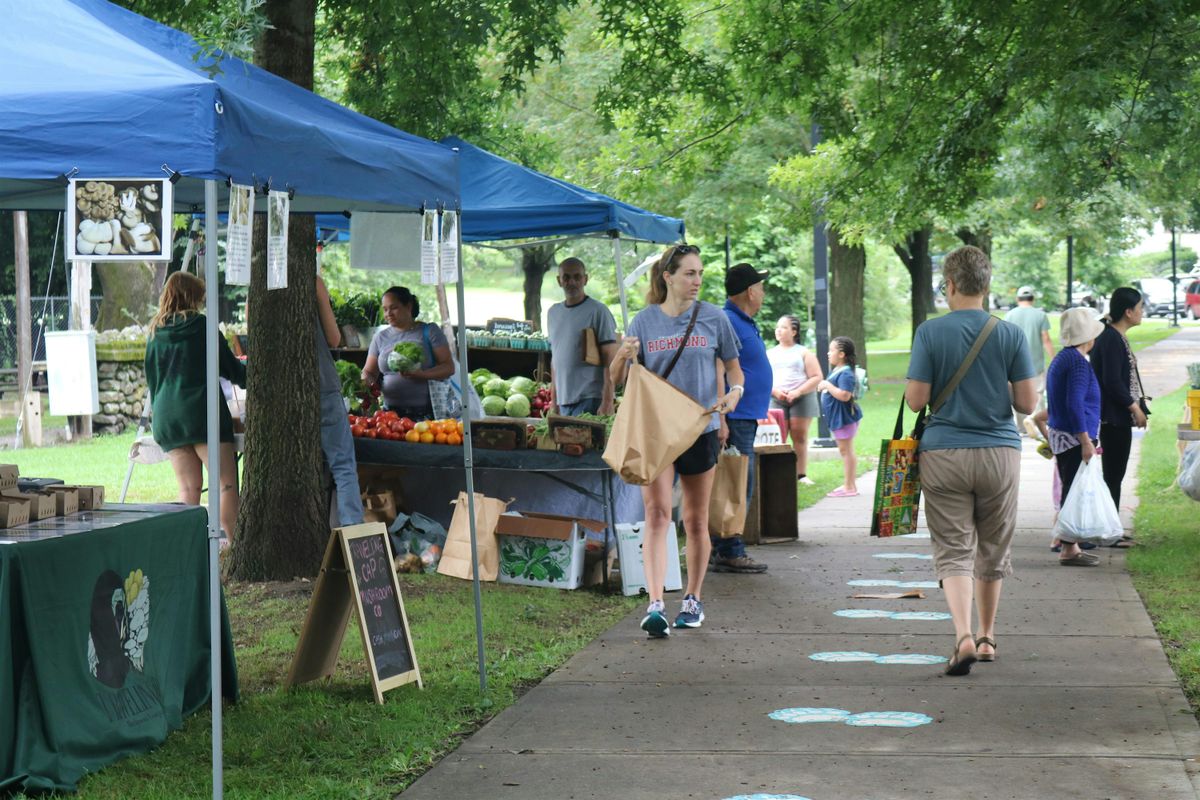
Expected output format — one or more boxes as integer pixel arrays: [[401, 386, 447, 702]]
[[0, 506, 237, 793]]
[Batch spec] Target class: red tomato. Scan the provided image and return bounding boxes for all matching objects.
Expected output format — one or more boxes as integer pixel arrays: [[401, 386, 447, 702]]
[[365, 429, 377, 438], [399, 417, 414, 432]]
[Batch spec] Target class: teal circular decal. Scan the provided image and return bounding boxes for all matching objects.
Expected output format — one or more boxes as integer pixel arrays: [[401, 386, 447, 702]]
[[898, 580, 939, 589], [833, 609, 895, 618], [769, 707, 851, 724], [873, 552, 933, 560], [889, 611, 952, 621], [722, 795, 813, 800], [847, 579, 900, 587], [809, 651, 880, 662], [844, 711, 933, 727], [873, 653, 948, 665], [899, 532, 931, 538]]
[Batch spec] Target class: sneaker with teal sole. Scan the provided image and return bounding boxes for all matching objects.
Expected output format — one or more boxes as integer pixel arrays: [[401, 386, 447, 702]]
[[674, 594, 704, 628], [640, 601, 669, 638]]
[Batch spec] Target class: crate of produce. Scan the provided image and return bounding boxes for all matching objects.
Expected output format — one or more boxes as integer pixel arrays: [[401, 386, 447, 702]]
[[470, 418, 529, 451], [548, 416, 608, 452]]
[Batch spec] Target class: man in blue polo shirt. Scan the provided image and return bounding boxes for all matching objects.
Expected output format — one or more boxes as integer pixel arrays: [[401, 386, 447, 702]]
[[713, 263, 771, 573]]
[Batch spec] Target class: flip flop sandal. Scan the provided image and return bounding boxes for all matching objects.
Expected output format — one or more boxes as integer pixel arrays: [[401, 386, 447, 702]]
[[1059, 552, 1100, 566], [944, 633, 977, 677], [1110, 538, 1137, 548], [975, 635, 997, 662]]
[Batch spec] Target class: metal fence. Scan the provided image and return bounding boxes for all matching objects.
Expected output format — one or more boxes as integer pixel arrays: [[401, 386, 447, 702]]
[[0, 295, 103, 370]]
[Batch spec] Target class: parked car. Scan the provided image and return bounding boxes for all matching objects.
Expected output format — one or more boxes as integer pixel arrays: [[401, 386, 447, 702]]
[[1185, 277, 1200, 320], [1069, 282, 1104, 310], [1132, 277, 1185, 317]]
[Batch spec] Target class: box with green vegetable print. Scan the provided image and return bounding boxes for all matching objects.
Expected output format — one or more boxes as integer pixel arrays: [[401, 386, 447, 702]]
[[495, 511, 606, 590]]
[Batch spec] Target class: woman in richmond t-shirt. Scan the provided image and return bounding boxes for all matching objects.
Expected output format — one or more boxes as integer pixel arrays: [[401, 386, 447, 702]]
[[609, 244, 743, 638]]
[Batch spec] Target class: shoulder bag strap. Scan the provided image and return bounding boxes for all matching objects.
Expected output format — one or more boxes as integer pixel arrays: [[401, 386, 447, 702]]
[[929, 315, 999, 415], [662, 302, 702, 380]]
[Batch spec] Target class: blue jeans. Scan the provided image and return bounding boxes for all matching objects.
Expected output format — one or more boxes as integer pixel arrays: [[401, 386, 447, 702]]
[[558, 397, 601, 416], [711, 418, 757, 558], [320, 391, 364, 526]]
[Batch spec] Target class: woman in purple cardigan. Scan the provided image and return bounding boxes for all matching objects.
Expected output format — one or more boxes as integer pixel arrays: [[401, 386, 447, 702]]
[[1044, 308, 1105, 566]]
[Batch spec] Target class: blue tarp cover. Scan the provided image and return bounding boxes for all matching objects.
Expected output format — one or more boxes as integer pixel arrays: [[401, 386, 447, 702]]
[[0, 0, 457, 213], [440, 136, 683, 244]]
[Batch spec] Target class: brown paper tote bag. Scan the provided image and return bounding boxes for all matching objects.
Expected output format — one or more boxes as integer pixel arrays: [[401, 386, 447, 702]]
[[437, 491, 508, 581], [581, 327, 602, 366], [707, 450, 749, 538], [602, 363, 711, 485]]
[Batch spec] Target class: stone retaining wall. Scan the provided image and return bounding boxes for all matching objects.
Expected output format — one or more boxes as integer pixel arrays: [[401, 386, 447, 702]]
[[93, 360, 147, 435]]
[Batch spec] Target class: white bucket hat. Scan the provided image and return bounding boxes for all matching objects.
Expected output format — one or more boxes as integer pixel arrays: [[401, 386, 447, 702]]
[[1060, 307, 1104, 347]]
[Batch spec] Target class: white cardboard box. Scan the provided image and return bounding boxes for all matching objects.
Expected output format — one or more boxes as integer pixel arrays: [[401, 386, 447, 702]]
[[496, 512, 605, 590], [615, 522, 684, 597]]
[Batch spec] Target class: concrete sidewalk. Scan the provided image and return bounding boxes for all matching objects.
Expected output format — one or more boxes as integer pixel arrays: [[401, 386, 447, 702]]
[[401, 330, 1200, 800]]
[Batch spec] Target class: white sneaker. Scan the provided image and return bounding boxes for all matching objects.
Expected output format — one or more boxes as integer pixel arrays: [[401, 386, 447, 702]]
[[798, 475, 815, 485]]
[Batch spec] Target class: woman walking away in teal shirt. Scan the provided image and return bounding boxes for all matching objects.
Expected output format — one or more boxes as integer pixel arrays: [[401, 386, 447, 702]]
[[144, 272, 246, 541], [905, 246, 1038, 676]]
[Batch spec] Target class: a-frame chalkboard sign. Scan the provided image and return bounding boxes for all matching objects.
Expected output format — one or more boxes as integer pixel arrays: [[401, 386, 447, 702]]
[[286, 523, 422, 703]]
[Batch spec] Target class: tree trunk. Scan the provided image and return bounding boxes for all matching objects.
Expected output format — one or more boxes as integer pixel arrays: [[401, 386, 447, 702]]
[[521, 244, 558, 330], [228, 0, 327, 581], [893, 225, 935, 339], [828, 228, 867, 368], [95, 262, 159, 330], [956, 226, 992, 256]]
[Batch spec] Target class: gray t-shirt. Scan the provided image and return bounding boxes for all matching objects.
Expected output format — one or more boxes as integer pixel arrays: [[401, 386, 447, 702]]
[[626, 301, 741, 433], [367, 322, 448, 410], [907, 309, 1036, 451], [316, 317, 339, 396], [1003, 305, 1051, 374], [547, 295, 618, 406]]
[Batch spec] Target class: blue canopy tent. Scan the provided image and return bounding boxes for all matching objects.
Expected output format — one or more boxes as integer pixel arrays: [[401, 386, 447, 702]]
[[0, 0, 494, 796], [440, 136, 685, 326]]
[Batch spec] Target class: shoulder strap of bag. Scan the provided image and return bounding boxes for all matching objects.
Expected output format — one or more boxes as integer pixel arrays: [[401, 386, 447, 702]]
[[929, 315, 999, 415], [662, 302, 702, 380]]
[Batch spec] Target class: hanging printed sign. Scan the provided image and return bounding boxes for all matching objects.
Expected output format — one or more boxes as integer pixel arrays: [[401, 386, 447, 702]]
[[67, 178, 173, 261], [440, 210, 460, 283], [267, 190, 289, 290], [420, 209, 439, 285], [225, 183, 254, 285]]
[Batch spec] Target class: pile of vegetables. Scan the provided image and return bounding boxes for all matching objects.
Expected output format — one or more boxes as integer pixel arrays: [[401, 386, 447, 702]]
[[349, 410, 463, 445], [387, 341, 425, 373], [469, 369, 552, 418], [335, 359, 379, 415]]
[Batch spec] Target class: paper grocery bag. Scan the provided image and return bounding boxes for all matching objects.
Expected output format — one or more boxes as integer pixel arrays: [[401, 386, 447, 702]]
[[581, 327, 602, 366], [602, 363, 711, 485], [437, 491, 508, 581], [707, 450, 749, 538]]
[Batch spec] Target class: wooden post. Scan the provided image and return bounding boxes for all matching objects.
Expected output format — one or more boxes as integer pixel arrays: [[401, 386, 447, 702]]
[[69, 260, 93, 440], [13, 211, 41, 447]]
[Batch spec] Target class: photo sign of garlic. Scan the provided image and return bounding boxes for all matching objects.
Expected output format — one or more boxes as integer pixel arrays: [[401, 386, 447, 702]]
[[68, 178, 173, 261]]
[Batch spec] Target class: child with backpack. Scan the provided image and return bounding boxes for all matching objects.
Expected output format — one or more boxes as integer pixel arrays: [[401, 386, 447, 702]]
[[817, 336, 864, 497]]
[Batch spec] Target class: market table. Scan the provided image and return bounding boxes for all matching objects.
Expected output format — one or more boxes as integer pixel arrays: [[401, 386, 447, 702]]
[[0, 504, 237, 793]]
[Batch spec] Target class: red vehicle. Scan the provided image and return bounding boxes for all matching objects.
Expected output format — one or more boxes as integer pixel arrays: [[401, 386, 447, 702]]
[[1185, 277, 1200, 320]]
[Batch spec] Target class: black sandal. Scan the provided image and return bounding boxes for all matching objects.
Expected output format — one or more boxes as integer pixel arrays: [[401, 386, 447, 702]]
[[975, 635, 996, 662], [944, 633, 977, 676]]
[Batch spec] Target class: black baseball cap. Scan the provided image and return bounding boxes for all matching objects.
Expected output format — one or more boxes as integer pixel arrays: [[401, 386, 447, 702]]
[[725, 262, 769, 296]]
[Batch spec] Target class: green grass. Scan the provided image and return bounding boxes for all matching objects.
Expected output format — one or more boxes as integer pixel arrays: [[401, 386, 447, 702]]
[[0, 392, 69, 438], [6, 430, 180, 502], [1127, 385, 1200, 721]]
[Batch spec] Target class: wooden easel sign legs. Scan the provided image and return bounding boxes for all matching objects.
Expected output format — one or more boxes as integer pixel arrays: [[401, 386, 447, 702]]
[[286, 523, 422, 704]]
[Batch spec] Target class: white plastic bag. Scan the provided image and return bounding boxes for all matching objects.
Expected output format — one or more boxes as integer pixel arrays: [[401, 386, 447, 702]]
[[1179, 442, 1200, 502], [1053, 457, 1123, 545]]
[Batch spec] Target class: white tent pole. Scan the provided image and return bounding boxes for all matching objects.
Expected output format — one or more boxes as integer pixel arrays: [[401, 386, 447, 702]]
[[203, 179, 224, 800], [612, 235, 629, 330], [453, 213, 488, 693]]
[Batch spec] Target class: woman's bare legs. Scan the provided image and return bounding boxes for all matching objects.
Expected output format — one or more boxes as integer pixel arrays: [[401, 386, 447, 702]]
[[167, 447, 203, 506], [640, 468, 676, 604], [193, 442, 240, 538], [679, 468, 716, 598]]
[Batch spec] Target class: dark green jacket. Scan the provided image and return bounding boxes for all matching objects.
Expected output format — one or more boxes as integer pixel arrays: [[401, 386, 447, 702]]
[[144, 314, 247, 452]]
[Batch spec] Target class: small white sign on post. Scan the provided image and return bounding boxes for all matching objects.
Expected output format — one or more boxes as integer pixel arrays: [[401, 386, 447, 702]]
[[45, 331, 99, 416], [439, 210, 459, 283], [753, 419, 783, 447], [420, 209, 439, 285], [225, 183, 254, 285], [267, 190, 290, 290]]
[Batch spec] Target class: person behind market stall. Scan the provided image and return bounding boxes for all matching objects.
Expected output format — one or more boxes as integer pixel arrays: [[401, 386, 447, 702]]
[[610, 244, 744, 637], [315, 275, 364, 527], [547, 257, 618, 416], [144, 272, 246, 542], [712, 262, 770, 574], [361, 286, 455, 421]]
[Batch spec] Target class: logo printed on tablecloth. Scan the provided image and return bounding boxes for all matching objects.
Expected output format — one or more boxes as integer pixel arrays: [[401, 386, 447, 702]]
[[87, 568, 150, 689]]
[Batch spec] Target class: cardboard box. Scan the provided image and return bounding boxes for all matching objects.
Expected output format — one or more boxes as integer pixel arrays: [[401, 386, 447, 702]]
[[0, 464, 17, 491], [0, 497, 30, 529], [495, 512, 606, 590], [60, 484, 104, 510], [615, 522, 683, 597], [2, 490, 55, 520], [582, 544, 617, 588], [44, 486, 79, 516]]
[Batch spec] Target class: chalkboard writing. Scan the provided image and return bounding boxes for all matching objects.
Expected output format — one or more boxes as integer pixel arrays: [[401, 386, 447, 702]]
[[345, 531, 414, 680], [487, 317, 534, 335]]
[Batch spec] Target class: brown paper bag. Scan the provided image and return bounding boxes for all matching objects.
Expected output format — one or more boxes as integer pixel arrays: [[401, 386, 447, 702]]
[[602, 364, 711, 485], [707, 451, 749, 538], [437, 491, 508, 581], [361, 491, 397, 524], [581, 327, 602, 366]]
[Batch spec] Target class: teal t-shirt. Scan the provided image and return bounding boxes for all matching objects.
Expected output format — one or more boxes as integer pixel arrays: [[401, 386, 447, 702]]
[[906, 309, 1035, 452], [1002, 304, 1051, 374]]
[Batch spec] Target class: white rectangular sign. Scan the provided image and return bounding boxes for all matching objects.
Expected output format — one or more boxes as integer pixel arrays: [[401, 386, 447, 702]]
[[440, 210, 460, 283], [45, 331, 99, 416], [225, 183, 254, 285], [753, 419, 783, 447], [267, 190, 290, 290], [420, 209, 439, 285]]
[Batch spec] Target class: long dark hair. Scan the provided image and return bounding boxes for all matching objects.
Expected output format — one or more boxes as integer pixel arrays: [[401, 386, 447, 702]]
[[831, 336, 857, 371], [383, 286, 420, 319], [1106, 286, 1141, 324]]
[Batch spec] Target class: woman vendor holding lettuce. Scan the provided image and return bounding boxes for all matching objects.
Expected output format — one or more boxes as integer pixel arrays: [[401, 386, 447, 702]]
[[361, 286, 455, 420]]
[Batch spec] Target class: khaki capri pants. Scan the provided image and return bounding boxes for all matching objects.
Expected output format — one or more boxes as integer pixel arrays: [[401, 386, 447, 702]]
[[919, 447, 1022, 582]]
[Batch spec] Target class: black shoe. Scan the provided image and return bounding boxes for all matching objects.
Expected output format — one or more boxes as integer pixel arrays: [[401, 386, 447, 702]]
[[710, 554, 767, 573]]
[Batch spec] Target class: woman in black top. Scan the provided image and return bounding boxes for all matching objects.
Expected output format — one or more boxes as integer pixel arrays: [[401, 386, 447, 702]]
[[1089, 287, 1148, 520]]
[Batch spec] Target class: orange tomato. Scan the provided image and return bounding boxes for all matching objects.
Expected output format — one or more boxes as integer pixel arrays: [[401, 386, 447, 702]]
[[419, 432, 435, 444], [435, 432, 448, 445], [429, 421, 443, 436], [404, 429, 420, 443], [447, 432, 462, 445]]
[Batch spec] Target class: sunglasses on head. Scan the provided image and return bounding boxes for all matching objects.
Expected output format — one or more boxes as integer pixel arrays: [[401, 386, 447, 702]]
[[665, 244, 700, 262]]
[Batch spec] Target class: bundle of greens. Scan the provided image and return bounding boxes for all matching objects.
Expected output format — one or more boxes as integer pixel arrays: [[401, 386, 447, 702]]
[[335, 359, 376, 414], [387, 341, 424, 373]]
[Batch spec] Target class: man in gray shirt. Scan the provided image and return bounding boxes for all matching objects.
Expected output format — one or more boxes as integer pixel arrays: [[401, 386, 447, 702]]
[[1003, 285, 1054, 430], [547, 258, 618, 416]]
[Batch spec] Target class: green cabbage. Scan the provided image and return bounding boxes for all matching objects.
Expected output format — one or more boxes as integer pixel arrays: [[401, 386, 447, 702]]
[[481, 395, 508, 416], [505, 394, 531, 418], [484, 377, 510, 397], [508, 376, 536, 398]]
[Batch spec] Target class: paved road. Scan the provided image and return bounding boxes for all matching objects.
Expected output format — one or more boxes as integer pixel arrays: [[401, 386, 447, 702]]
[[400, 329, 1200, 800]]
